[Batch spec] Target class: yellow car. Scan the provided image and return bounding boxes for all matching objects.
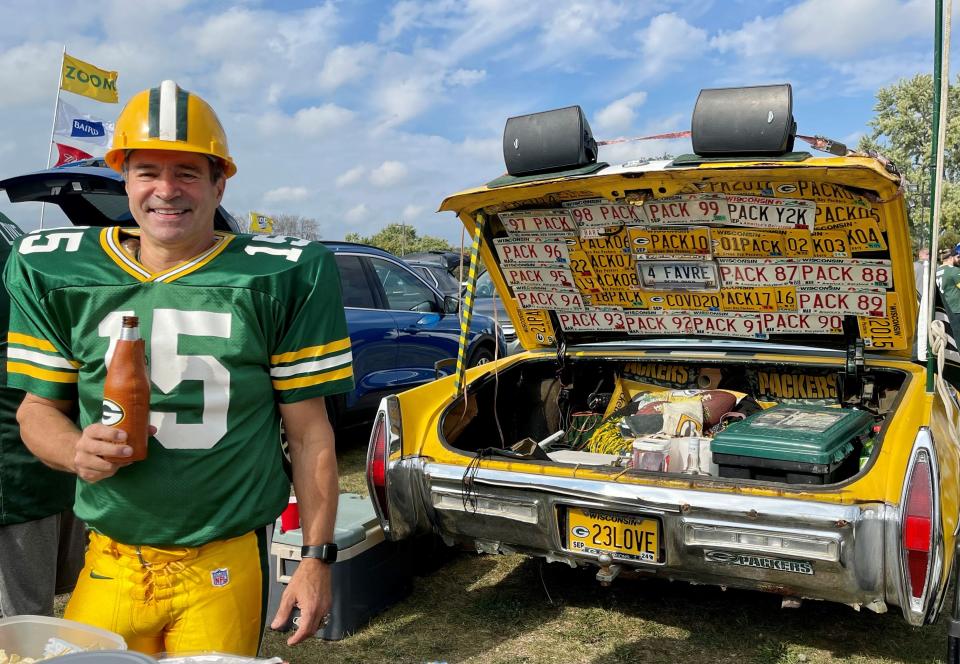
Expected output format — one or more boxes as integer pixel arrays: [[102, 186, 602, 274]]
[[366, 85, 959, 642]]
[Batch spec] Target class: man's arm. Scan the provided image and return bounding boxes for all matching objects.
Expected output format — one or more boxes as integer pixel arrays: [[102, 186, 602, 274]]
[[270, 395, 338, 646], [17, 393, 134, 482]]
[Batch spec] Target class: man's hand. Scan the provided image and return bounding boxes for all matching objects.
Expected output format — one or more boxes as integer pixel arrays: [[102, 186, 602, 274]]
[[270, 558, 332, 645], [73, 423, 158, 483]]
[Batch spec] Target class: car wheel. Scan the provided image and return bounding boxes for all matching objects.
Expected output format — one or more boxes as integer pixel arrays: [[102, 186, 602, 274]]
[[469, 346, 494, 367]]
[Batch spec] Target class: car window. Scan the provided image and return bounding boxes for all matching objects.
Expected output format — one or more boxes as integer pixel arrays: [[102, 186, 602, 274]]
[[334, 255, 377, 308], [370, 258, 437, 312], [474, 271, 495, 298], [431, 267, 460, 293], [412, 266, 438, 288]]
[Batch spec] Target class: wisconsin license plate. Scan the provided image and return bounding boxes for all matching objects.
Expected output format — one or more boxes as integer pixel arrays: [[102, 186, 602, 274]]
[[566, 508, 660, 563]]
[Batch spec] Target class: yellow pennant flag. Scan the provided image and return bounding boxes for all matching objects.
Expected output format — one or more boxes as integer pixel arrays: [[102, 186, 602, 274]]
[[249, 212, 274, 234], [60, 53, 119, 103]]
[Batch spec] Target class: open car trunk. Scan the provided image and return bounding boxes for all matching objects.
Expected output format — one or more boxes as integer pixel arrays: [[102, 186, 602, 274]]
[[442, 350, 907, 488]]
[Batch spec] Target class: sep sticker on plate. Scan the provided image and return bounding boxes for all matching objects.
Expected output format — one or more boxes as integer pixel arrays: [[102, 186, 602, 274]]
[[493, 238, 570, 266], [725, 195, 815, 230], [629, 226, 712, 258], [497, 209, 577, 236]]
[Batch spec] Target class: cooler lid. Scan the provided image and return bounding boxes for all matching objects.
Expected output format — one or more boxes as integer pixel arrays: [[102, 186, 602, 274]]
[[47, 651, 156, 662], [273, 493, 376, 550]]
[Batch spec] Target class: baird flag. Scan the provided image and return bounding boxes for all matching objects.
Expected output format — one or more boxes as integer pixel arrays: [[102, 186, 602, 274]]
[[54, 100, 114, 147]]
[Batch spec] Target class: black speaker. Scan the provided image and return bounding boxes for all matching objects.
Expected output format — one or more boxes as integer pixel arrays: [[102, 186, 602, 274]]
[[503, 105, 597, 176], [691, 84, 796, 156]]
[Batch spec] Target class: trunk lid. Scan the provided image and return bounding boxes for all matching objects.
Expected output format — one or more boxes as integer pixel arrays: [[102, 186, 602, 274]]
[[439, 155, 915, 357]]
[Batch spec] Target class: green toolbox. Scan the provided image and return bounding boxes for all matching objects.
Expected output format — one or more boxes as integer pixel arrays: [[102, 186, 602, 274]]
[[710, 404, 875, 484]]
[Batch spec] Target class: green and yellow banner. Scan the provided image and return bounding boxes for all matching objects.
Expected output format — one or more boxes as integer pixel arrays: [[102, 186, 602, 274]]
[[60, 53, 118, 103]]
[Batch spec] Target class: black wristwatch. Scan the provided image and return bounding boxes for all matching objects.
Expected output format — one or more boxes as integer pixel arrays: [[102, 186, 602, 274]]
[[301, 543, 338, 563]]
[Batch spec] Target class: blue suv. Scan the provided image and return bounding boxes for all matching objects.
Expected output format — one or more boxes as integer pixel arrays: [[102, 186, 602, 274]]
[[0, 161, 502, 431]]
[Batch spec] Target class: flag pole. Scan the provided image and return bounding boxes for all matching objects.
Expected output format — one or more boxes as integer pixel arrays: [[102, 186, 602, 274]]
[[40, 45, 66, 229]]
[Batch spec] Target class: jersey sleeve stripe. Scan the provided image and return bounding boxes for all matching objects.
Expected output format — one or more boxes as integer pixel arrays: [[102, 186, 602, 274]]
[[8, 347, 80, 369], [8, 362, 78, 384], [269, 351, 352, 378], [272, 365, 354, 390], [270, 337, 352, 365], [8, 332, 58, 353]]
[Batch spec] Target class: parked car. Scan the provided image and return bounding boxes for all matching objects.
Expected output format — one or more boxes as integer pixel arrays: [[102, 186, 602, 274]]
[[405, 259, 462, 297], [367, 84, 960, 647], [401, 250, 468, 280], [0, 161, 503, 433], [471, 270, 520, 355]]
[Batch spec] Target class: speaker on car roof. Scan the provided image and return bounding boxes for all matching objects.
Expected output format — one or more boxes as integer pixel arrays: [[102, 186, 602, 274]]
[[691, 84, 796, 156], [503, 105, 597, 176]]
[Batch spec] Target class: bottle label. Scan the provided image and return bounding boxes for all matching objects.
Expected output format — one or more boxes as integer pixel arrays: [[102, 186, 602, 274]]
[[102, 399, 125, 426]]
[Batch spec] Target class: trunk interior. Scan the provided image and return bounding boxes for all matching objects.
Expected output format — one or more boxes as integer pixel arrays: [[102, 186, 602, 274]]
[[442, 353, 908, 487]]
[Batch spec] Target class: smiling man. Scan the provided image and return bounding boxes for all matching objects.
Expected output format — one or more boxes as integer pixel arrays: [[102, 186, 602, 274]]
[[4, 81, 353, 656]]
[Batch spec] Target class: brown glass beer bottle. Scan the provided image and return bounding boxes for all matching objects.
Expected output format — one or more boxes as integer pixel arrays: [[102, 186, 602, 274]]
[[101, 315, 150, 462]]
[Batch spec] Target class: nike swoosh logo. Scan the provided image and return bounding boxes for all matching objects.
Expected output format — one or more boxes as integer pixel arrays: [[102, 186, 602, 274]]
[[89, 571, 114, 580]]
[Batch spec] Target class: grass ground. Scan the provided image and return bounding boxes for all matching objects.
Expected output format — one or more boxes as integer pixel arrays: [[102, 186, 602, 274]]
[[256, 432, 952, 664]]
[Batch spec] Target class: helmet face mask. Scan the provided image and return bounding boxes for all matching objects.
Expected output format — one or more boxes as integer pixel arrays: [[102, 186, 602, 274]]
[[105, 80, 236, 178]]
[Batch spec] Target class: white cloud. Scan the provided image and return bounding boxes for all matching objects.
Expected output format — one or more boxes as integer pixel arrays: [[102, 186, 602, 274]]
[[263, 187, 310, 204], [370, 161, 409, 187], [336, 166, 366, 188], [319, 44, 379, 91], [712, 0, 930, 60], [345, 203, 369, 223], [292, 104, 354, 136], [0, 42, 62, 108], [595, 92, 648, 134], [401, 204, 424, 220], [446, 68, 486, 87], [636, 13, 708, 79], [375, 74, 440, 127]]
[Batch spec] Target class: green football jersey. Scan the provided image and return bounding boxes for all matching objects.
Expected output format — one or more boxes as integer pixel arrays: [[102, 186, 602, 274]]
[[0, 214, 76, 525], [4, 226, 354, 546]]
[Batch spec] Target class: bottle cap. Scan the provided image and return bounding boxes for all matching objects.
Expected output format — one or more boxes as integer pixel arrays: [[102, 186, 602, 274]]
[[121, 316, 139, 328]]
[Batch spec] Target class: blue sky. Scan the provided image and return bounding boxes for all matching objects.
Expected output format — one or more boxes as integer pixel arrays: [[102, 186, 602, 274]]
[[0, 0, 947, 244]]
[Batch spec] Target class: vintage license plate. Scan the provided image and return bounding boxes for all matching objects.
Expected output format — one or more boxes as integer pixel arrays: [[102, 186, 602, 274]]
[[641, 291, 722, 311], [498, 209, 577, 236], [516, 309, 556, 345], [810, 230, 851, 258], [567, 508, 660, 563], [583, 290, 648, 308], [797, 289, 887, 317], [719, 286, 794, 312], [502, 266, 578, 292], [493, 238, 570, 266], [582, 252, 636, 272], [859, 293, 907, 349], [638, 260, 720, 290], [710, 228, 808, 258], [629, 226, 712, 258], [514, 289, 585, 311], [795, 259, 892, 288], [761, 312, 844, 335], [563, 200, 647, 227], [725, 195, 815, 230], [557, 310, 628, 332], [642, 193, 729, 225], [572, 233, 634, 254], [625, 312, 696, 335], [692, 312, 767, 339], [815, 217, 887, 251]]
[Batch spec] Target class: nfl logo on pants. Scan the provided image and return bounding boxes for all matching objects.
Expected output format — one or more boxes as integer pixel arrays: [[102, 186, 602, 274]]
[[211, 568, 230, 587]]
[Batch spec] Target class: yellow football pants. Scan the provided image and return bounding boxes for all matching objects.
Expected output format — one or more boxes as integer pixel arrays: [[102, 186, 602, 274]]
[[65, 529, 269, 656]]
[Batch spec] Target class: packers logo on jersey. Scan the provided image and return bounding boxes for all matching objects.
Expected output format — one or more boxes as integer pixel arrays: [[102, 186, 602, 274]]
[[101, 399, 124, 426]]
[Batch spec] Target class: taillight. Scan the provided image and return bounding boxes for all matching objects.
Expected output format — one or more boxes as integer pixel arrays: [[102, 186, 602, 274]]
[[903, 451, 933, 601], [367, 411, 389, 524]]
